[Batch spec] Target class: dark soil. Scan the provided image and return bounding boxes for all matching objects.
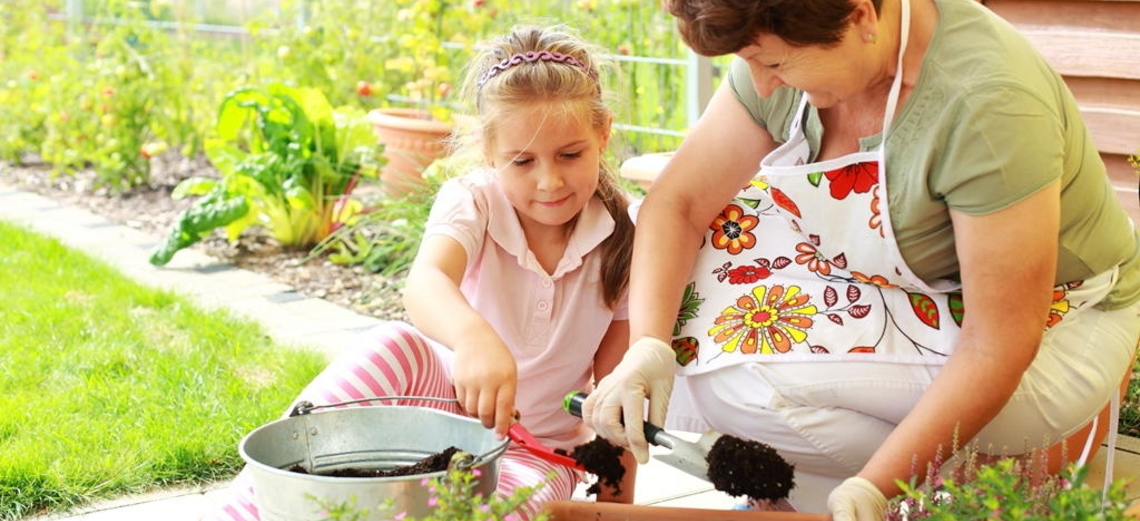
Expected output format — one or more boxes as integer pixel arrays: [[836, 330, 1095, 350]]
[[558, 437, 626, 497], [0, 155, 409, 321], [288, 446, 461, 478], [706, 435, 795, 501]]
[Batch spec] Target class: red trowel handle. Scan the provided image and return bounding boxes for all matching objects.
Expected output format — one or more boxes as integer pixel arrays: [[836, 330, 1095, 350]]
[[507, 419, 586, 471]]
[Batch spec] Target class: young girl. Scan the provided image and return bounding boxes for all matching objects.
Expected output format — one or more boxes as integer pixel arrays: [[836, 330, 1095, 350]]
[[210, 25, 636, 521]]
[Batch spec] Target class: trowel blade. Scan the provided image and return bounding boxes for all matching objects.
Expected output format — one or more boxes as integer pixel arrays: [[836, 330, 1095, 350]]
[[649, 430, 722, 481]]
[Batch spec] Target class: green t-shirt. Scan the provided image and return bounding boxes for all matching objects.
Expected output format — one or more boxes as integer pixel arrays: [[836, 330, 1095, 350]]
[[727, 0, 1139, 309]]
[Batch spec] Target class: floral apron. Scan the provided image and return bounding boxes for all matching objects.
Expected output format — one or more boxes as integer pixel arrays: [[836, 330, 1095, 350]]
[[670, 0, 1114, 375]]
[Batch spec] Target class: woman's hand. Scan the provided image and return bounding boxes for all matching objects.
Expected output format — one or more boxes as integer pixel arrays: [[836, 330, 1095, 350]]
[[827, 477, 888, 521], [583, 337, 675, 463], [453, 336, 517, 437]]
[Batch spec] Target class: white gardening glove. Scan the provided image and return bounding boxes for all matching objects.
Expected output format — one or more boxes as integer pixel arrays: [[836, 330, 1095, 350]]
[[827, 477, 888, 521], [582, 336, 675, 464]]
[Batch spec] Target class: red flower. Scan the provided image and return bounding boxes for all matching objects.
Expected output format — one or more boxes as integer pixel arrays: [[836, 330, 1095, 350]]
[[709, 204, 759, 254], [727, 265, 772, 284], [824, 162, 878, 200], [794, 241, 833, 276]]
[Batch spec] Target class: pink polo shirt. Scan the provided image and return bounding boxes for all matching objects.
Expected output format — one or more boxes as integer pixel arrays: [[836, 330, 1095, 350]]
[[423, 170, 629, 449]]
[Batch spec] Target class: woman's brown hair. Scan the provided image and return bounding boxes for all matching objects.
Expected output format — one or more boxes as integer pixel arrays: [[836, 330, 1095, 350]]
[[664, 0, 883, 56], [459, 25, 633, 309]]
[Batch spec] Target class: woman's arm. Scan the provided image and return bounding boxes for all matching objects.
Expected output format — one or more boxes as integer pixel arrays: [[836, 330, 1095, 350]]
[[586, 80, 781, 461], [629, 81, 778, 343], [403, 234, 518, 437], [591, 320, 637, 504], [857, 180, 1061, 497]]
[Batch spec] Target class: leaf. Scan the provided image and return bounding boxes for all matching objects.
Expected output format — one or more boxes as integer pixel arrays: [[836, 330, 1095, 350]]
[[171, 177, 217, 199], [948, 292, 965, 327], [827, 314, 844, 326], [907, 292, 940, 329], [149, 194, 249, 266], [807, 171, 823, 187], [848, 346, 876, 353], [848, 304, 872, 318], [772, 256, 792, 269], [831, 253, 848, 269], [846, 284, 861, 302], [769, 187, 802, 218], [756, 258, 771, 269], [810, 345, 830, 354], [672, 337, 699, 367], [824, 286, 838, 307]]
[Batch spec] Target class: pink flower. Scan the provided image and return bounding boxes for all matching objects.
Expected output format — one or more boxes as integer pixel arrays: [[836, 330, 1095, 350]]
[[472, 468, 482, 477], [420, 477, 431, 486], [428, 497, 438, 507], [394, 513, 407, 520]]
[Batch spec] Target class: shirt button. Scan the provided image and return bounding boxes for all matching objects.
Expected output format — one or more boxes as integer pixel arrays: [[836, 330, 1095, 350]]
[[538, 301, 549, 311], [542, 279, 552, 288]]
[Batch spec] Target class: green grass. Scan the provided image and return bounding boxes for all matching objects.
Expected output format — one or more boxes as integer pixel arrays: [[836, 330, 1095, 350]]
[[0, 220, 328, 520]]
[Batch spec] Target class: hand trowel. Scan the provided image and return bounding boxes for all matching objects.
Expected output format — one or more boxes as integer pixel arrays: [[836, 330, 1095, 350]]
[[562, 391, 719, 481]]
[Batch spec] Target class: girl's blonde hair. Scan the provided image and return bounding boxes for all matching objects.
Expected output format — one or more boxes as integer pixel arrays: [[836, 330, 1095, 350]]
[[458, 25, 632, 309]]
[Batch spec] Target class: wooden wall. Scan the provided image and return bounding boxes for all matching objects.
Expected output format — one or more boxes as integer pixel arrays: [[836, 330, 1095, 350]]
[[982, 0, 1140, 223]]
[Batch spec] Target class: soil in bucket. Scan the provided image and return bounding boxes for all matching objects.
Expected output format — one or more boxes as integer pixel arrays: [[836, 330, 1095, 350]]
[[287, 446, 462, 478]]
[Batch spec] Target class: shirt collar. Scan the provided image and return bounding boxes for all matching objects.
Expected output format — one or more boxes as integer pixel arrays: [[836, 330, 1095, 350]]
[[484, 174, 615, 279]]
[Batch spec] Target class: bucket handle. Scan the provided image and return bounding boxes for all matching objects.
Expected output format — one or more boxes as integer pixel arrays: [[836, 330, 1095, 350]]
[[289, 396, 460, 417], [287, 396, 497, 470]]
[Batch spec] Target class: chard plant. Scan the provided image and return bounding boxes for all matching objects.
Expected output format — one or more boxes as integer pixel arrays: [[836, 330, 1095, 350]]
[[149, 83, 384, 265]]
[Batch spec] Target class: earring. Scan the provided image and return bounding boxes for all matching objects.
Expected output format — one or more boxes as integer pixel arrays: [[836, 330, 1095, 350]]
[[866, 33, 877, 44]]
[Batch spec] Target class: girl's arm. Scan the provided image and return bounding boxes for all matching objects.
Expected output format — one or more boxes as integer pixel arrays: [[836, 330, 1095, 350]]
[[591, 319, 637, 504], [403, 234, 518, 438], [856, 180, 1061, 498]]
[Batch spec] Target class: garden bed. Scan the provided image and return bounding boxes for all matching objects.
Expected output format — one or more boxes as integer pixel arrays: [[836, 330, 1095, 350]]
[[0, 154, 409, 322]]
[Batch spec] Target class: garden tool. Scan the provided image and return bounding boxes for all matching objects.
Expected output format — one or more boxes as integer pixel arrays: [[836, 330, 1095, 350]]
[[563, 391, 721, 482], [506, 413, 586, 471]]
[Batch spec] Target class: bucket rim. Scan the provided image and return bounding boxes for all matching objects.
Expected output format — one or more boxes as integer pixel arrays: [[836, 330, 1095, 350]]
[[238, 404, 510, 483]]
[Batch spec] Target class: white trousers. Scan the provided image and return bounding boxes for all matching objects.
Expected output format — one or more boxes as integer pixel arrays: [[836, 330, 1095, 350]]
[[679, 299, 1140, 510]]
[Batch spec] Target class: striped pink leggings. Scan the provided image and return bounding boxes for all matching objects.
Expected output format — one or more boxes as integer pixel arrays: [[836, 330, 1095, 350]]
[[208, 321, 581, 521]]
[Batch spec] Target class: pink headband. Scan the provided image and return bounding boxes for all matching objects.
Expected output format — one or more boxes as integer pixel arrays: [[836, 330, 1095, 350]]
[[476, 50, 598, 89]]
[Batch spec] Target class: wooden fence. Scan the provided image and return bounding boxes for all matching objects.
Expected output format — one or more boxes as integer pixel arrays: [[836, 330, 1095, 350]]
[[981, 0, 1140, 222]]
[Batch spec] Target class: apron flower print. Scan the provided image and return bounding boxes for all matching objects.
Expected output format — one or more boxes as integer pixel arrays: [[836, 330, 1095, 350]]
[[668, 0, 1114, 375]]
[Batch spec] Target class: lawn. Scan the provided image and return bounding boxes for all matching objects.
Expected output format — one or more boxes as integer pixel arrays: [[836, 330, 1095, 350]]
[[0, 219, 327, 520]]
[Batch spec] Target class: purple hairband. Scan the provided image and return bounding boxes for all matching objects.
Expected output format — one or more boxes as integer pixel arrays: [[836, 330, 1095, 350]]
[[476, 50, 598, 89]]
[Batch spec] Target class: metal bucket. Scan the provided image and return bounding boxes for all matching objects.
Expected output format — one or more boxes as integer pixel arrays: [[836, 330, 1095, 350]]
[[240, 398, 509, 521]]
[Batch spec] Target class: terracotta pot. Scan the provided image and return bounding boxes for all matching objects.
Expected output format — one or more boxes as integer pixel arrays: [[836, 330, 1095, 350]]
[[542, 501, 829, 521], [367, 108, 453, 197]]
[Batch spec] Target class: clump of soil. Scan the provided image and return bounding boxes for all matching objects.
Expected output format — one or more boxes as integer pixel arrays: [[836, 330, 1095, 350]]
[[288, 446, 461, 478], [706, 435, 795, 501], [557, 437, 626, 497]]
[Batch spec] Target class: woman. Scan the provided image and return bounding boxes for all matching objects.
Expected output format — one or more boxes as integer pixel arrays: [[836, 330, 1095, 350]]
[[581, 0, 1140, 518]]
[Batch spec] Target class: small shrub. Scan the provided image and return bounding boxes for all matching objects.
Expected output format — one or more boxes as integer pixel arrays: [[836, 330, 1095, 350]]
[[316, 452, 548, 521], [887, 451, 1132, 520]]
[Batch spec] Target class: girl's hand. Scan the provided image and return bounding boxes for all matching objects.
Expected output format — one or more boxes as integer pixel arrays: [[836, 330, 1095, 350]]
[[453, 338, 518, 437]]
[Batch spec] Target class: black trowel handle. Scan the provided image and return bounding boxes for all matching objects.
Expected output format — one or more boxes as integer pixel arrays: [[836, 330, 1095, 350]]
[[563, 391, 666, 446]]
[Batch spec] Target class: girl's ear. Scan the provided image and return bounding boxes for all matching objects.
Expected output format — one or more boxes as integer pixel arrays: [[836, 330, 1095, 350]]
[[598, 113, 614, 152]]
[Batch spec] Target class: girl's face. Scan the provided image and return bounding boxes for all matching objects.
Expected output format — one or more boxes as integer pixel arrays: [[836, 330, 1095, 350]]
[[487, 101, 609, 237]]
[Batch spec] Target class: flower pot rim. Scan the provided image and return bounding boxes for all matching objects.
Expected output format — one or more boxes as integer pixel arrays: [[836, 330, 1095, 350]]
[[367, 108, 453, 134]]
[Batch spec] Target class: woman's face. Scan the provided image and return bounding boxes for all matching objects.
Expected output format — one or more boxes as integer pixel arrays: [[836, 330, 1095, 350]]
[[486, 101, 609, 237], [736, 26, 877, 108]]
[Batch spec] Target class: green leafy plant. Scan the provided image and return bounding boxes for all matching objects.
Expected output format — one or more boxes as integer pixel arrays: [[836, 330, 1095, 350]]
[[886, 450, 1133, 520], [149, 83, 384, 265], [384, 0, 494, 122], [317, 453, 548, 521]]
